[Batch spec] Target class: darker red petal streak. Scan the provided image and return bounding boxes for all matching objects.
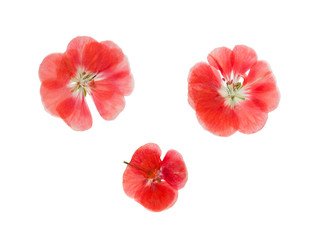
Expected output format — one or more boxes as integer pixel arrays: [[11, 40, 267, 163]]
[[66, 36, 97, 67], [56, 95, 92, 131], [129, 143, 162, 174], [82, 41, 124, 73]]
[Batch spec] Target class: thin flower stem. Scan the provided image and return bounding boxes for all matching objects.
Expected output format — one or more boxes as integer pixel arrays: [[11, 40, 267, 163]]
[[123, 161, 147, 174]]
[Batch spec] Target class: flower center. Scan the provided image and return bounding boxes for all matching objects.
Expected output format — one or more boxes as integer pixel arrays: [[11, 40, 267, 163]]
[[123, 161, 163, 184], [219, 74, 246, 108], [148, 170, 162, 183], [69, 69, 97, 96]]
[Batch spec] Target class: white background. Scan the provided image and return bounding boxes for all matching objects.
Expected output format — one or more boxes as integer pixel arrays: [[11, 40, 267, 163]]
[[0, 0, 318, 239]]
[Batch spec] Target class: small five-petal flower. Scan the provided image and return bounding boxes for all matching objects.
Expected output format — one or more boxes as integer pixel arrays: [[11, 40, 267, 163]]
[[188, 45, 280, 136], [39, 36, 134, 131], [123, 143, 188, 212]]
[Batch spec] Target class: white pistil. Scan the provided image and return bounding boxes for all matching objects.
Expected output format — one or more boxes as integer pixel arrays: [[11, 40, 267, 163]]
[[219, 76, 247, 108], [69, 69, 97, 96]]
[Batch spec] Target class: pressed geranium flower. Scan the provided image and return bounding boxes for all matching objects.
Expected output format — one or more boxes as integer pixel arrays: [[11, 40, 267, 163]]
[[39, 36, 134, 131], [123, 143, 188, 212], [188, 45, 280, 136]]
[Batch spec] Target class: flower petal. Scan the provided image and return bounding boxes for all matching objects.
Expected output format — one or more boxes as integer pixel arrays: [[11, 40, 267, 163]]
[[39, 53, 63, 85], [244, 60, 271, 86], [207, 47, 233, 79], [39, 53, 77, 117], [161, 150, 188, 190], [196, 96, 239, 137], [122, 164, 146, 199], [39, 53, 72, 89], [66, 36, 97, 68], [188, 63, 238, 136], [56, 93, 92, 131], [97, 56, 134, 96], [188, 62, 221, 89], [232, 45, 257, 76], [188, 62, 222, 108], [123, 143, 162, 199], [244, 61, 280, 112], [235, 99, 268, 134], [134, 181, 178, 212], [40, 85, 72, 117], [67, 36, 97, 52], [90, 82, 126, 121], [129, 143, 162, 174], [82, 41, 124, 74]]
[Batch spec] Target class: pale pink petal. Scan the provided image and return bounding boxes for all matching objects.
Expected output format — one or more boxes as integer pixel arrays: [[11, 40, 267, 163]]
[[196, 98, 239, 137], [39, 53, 73, 89], [66, 36, 97, 67], [87, 41, 133, 116], [235, 100, 268, 134], [188, 62, 221, 89], [232, 45, 257, 76], [188, 62, 222, 108], [90, 83, 126, 121], [56, 93, 92, 131], [39, 53, 63, 84], [251, 81, 280, 112], [40, 85, 72, 117], [97, 56, 134, 96], [39, 53, 77, 117], [244, 61, 280, 112], [122, 166, 146, 199], [207, 47, 233, 79], [244, 60, 271, 85], [188, 62, 238, 136], [190, 79, 239, 137]]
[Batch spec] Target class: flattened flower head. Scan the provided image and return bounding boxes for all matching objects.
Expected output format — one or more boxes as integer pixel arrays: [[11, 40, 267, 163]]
[[39, 36, 134, 131], [123, 143, 188, 212], [188, 45, 280, 137]]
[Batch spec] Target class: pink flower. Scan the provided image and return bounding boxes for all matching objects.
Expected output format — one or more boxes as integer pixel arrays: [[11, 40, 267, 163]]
[[188, 45, 280, 136], [123, 143, 188, 212], [39, 36, 134, 131]]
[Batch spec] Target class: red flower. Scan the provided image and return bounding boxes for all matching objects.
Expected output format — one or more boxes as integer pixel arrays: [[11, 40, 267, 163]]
[[188, 45, 280, 136], [123, 143, 188, 212], [39, 36, 134, 131]]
